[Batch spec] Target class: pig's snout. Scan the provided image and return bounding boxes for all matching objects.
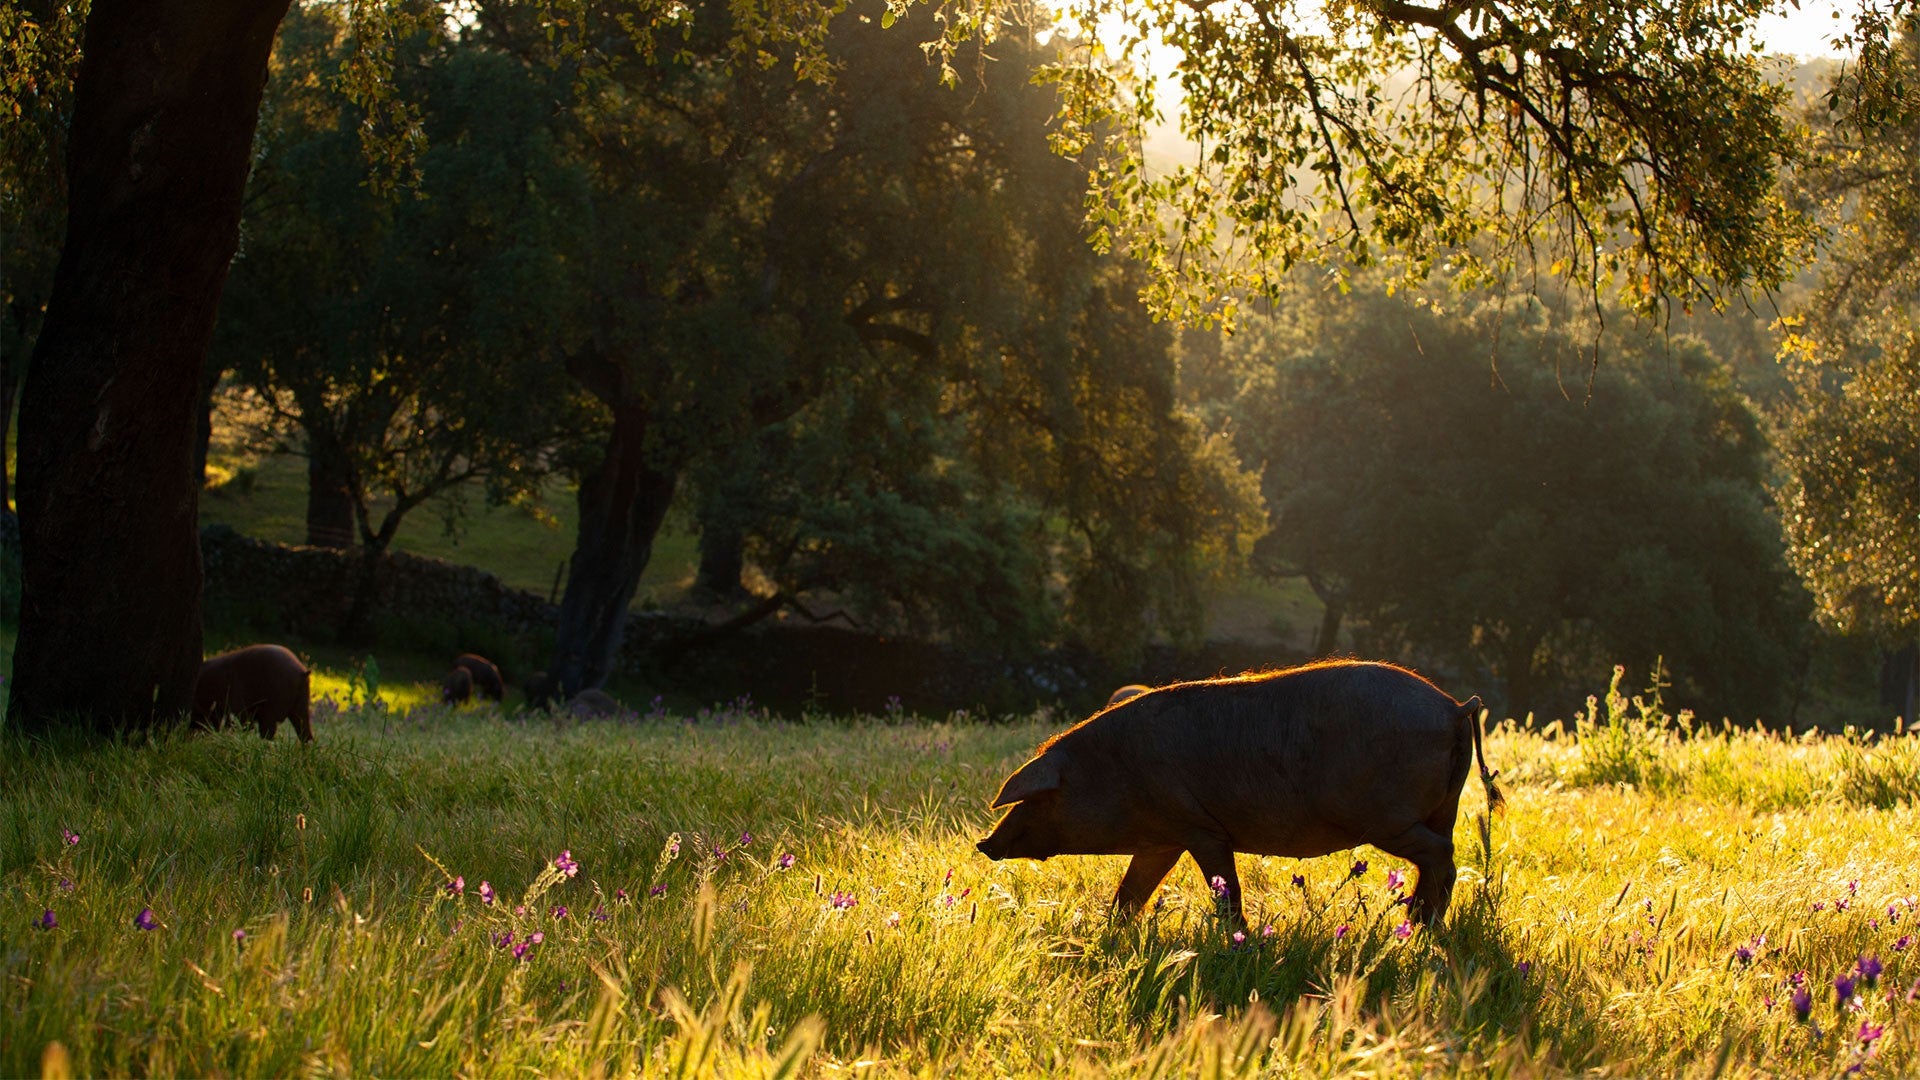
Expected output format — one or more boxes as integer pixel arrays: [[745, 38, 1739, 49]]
[[975, 835, 1006, 860]]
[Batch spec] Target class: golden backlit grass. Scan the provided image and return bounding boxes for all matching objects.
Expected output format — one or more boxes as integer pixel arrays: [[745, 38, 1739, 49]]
[[3, 678, 1916, 1076]]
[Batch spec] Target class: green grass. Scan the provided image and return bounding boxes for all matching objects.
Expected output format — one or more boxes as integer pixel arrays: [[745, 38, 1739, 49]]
[[4, 663, 1918, 1076]]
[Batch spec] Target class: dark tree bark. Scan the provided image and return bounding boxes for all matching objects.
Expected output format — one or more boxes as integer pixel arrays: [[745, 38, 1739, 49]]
[[550, 383, 679, 697], [695, 519, 747, 599], [305, 429, 358, 549], [1312, 598, 1345, 658], [6, 0, 292, 736]]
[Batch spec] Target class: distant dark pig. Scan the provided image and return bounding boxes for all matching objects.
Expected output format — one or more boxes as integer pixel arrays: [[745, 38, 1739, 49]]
[[976, 660, 1502, 926], [523, 670, 558, 711], [192, 644, 313, 743], [1106, 684, 1151, 707], [567, 688, 620, 718], [442, 666, 473, 705], [453, 653, 505, 701]]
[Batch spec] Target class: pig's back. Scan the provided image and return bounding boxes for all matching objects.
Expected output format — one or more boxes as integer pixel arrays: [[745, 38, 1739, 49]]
[[1096, 662, 1466, 855]]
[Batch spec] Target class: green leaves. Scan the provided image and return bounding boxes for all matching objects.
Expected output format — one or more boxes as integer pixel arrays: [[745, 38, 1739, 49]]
[[1040, 0, 1818, 325]]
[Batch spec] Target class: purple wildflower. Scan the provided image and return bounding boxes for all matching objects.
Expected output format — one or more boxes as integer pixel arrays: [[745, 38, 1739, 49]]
[[37, 909, 56, 931], [1849, 880, 1859, 895], [1857, 955, 1883, 988], [1835, 973, 1857, 1009], [1334, 924, 1350, 940], [514, 905, 526, 916], [550, 904, 569, 920], [614, 888, 628, 902], [61, 827, 79, 846], [885, 911, 902, 929], [1790, 970, 1808, 989], [777, 853, 796, 870], [1733, 945, 1754, 965], [829, 891, 858, 910], [1762, 994, 1775, 1012], [57, 878, 73, 892], [666, 837, 681, 857], [554, 850, 579, 878], [1517, 961, 1532, 977], [495, 931, 514, 949], [1837, 897, 1852, 912], [512, 940, 531, 960], [714, 846, 727, 862], [1260, 924, 1276, 939], [233, 928, 247, 943], [1791, 987, 1812, 1021], [1859, 1020, 1885, 1047], [1230, 930, 1247, 948], [649, 883, 667, 898], [1385, 869, 1406, 893], [1292, 874, 1306, 889], [739, 831, 752, 847], [1393, 920, 1414, 940], [478, 880, 495, 905], [1813, 902, 1827, 912], [134, 907, 157, 931], [446, 876, 464, 898], [592, 905, 608, 922], [1894, 935, 1913, 952], [1209, 876, 1230, 899], [1349, 859, 1369, 879]]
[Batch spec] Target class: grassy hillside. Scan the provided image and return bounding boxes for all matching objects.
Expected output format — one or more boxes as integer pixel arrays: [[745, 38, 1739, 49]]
[[198, 434, 1323, 653], [3, 669, 1917, 1076], [200, 448, 700, 607]]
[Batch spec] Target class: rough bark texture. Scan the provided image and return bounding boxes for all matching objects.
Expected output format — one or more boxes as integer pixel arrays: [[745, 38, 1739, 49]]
[[550, 394, 678, 697], [6, 0, 291, 735]]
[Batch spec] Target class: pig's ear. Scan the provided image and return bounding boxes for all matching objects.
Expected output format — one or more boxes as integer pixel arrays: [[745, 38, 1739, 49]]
[[991, 754, 1062, 807]]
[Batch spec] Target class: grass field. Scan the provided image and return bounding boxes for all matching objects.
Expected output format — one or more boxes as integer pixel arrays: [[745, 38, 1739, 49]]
[[3, 665, 1917, 1076]]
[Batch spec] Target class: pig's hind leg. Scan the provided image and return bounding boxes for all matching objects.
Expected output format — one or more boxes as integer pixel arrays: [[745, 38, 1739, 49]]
[[1374, 823, 1456, 926], [1112, 848, 1183, 917], [1186, 837, 1246, 925]]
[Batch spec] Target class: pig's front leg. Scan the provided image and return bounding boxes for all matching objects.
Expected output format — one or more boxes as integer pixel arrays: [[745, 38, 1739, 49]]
[[1111, 848, 1183, 917], [1188, 838, 1245, 925]]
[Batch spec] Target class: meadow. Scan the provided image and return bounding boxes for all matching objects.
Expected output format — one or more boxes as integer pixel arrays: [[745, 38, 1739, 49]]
[[3, 667, 1918, 1077]]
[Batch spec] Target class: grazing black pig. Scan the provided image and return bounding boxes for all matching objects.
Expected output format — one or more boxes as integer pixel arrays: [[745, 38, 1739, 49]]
[[453, 654, 504, 701], [442, 666, 473, 705], [193, 644, 313, 743], [976, 660, 1502, 926]]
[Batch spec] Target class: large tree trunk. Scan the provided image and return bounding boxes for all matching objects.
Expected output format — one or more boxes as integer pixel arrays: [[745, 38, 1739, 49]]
[[305, 429, 358, 549], [6, 0, 291, 736], [550, 399, 679, 697], [695, 519, 747, 599]]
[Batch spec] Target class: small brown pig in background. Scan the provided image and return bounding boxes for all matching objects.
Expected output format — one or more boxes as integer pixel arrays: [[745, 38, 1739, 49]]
[[442, 666, 474, 705], [192, 644, 314, 743], [977, 659, 1502, 926], [453, 653, 505, 701], [1106, 684, 1151, 708]]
